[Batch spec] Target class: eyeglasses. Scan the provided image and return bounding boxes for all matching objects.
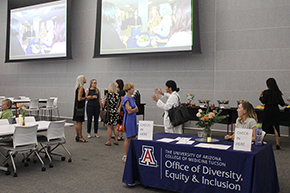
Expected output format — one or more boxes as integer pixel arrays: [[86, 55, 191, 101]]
[[93, 82, 97, 84]]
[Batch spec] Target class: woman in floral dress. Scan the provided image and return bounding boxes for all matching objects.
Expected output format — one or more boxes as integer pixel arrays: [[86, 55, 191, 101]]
[[103, 83, 120, 146]]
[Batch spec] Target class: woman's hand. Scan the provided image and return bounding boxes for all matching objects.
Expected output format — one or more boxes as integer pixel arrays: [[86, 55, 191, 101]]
[[154, 88, 163, 95], [259, 91, 264, 97], [151, 94, 159, 102]]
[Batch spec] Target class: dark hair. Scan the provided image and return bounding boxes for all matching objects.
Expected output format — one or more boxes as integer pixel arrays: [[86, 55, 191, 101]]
[[165, 80, 180, 92], [116, 79, 124, 90], [102, 2, 116, 24], [266, 78, 282, 101]]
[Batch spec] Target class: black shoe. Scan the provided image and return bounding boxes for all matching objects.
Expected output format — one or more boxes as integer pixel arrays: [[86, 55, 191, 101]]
[[75, 136, 80, 142], [276, 145, 280, 150]]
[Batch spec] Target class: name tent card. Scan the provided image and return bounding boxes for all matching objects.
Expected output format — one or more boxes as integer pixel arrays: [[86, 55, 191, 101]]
[[138, 121, 153, 140], [233, 128, 253, 152]]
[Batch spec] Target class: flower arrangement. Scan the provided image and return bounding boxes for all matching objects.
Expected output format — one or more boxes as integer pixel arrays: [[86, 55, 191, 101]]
[[186, 93, 195, 104], [17, 104, 28, 117], [196, 106, 229, 139]]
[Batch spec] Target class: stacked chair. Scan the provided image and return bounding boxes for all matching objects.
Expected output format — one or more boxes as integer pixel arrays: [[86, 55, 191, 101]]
[[25, 98, 40, 118]]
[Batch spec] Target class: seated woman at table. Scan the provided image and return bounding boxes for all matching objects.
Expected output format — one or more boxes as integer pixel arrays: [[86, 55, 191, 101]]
[[151, 0, 192, 47], [151, 80, 182, 134], [122, 83, 138, 163], [225, 102, 258, 141], [0, 99, 13, 119]]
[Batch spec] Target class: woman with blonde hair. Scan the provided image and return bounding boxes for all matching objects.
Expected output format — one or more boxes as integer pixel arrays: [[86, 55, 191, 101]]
[[225, 102, 258, 141], [103, 83, 120, 146], [122, 83, 138, 163], [73, 75, 94, 142], [85, 79, 101, 138]]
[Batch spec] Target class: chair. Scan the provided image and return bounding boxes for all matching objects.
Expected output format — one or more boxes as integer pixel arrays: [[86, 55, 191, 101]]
[[15, 116, 36, 124], [26, 99, 39, 117], [50, 97, 60, 119], [0, 119, 9, 125], [8, 116, 16, 124], [40, 98, 54, 120], [262, 131, 266, 142], [1, 124, 46, 177], [38, 120, 72, 168]]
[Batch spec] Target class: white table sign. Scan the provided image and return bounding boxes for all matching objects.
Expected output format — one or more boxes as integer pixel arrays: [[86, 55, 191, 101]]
[[233, 128, 253, 152], [138, 121, 153, 140]]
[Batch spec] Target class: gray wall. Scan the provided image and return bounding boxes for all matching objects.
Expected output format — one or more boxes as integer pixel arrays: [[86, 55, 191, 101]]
[[1, 0, 290, 135]]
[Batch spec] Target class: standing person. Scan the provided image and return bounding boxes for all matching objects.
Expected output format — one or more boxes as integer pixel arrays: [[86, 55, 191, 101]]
[[73, 75, 90, 143], [224, 102, 258, 141], [116, 79, 125, 141], [151, 80, 182, 134], [0, 99, 13, 119], [259, 78, 286, 150], [85, 79, 101, 139], [128, 9, 142, 37], [103, 83, 120, 146], [122, 83, 138, 163]]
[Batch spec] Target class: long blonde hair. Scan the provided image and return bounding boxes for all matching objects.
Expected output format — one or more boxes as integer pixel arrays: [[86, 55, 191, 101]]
[[238, 102, 258, 123], [108, 83, 117, 94], [75, 75, 85, 90]]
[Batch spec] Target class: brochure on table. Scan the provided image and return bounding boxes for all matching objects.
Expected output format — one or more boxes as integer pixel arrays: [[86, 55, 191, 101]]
[[138, 121, 153, 140], [233, 128, 253, 151]]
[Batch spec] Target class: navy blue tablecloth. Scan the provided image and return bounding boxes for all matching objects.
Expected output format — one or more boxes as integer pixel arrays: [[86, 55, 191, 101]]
[[122, 132, 279, 193]]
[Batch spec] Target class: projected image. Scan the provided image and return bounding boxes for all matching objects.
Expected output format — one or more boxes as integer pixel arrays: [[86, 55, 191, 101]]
[[99, 0, 192, 55], [9, 0, 66, 60]]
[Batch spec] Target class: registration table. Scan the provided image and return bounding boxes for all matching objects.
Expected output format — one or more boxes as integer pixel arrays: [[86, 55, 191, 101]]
[[122, 133, 279, 193]]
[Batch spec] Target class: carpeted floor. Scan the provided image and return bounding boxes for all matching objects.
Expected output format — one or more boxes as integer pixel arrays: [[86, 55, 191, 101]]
[[0, 120, 289, 193]]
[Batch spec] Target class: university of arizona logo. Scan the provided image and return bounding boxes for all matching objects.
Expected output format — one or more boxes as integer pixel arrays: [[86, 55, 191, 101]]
[[139, 145, 158, 167]]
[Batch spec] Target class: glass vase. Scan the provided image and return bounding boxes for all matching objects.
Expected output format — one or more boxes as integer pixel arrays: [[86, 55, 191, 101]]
[[203, 126, 212, 141]]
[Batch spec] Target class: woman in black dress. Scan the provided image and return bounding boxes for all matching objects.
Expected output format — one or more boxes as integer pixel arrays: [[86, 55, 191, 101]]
[[259, 78, 286, 149], [73, 75, 94, 143], [116, 79, 125, 140]]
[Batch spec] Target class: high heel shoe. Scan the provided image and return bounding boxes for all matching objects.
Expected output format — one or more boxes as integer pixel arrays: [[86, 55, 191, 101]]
[[75, 136, 80, 142], [276, 145, 280, 150], [78, 136, 88, 143]]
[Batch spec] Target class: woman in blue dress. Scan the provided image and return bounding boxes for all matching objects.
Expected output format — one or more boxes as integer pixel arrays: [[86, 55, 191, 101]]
[[122, 83, 138, 163]]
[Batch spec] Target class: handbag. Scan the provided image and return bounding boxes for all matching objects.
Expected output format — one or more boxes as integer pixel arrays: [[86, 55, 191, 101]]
[[117, 124, 125, 132], [100, 98, 110, 122], [117, 111, 127, 132], [76, 107, 84, 117], [168, 94, 191, 127]]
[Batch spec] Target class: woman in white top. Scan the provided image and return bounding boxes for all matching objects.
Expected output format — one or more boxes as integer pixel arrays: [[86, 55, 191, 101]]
[[152, 80, 182, 134], [225, 102, 258, 141]]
